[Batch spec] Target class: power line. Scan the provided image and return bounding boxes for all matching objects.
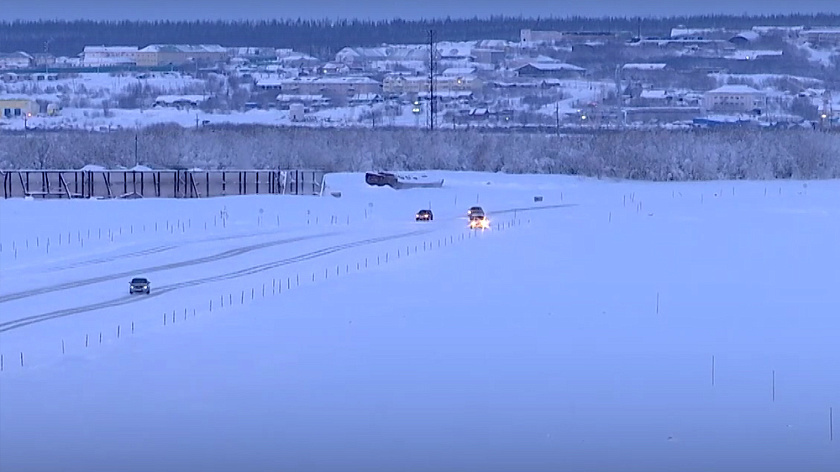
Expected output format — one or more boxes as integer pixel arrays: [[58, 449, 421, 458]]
[[428, 29, 436, 131]]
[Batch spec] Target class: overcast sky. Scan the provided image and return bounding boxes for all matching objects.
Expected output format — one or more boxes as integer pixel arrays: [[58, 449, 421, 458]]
[[3, 0, 839, 21]]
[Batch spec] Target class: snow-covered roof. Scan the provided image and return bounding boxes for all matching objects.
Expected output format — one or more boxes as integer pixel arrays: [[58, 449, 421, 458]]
[[85, 57, 136, 65], [442, 67, 476, 76], [671, 27, 731, 38], [279, 76, 380, 85], [623, 63, 667, 70], [154, 95, 208, 104], [83, 46, 138, 53], [732, 31, 761, 41], [725, 50, 784, 60], [706, 85, 765, 94], [474, 39, 514, 49], [518, 62, 585, 72], [0, 51, 34, 59], [436, 41, 474, 58], [276, 94, 328, 102], [417, 91, 473, 99], [803, 28, 840, 34], [336, 45, 428, 62], [752, 25, 804, 33], [140, 44, 227, 53]]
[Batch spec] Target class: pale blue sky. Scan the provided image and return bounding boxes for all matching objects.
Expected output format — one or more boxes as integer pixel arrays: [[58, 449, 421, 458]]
[[3, 0, 839, 21]]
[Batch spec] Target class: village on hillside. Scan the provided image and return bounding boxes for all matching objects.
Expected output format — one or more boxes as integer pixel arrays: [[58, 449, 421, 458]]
[[1, 25, 839, 131]]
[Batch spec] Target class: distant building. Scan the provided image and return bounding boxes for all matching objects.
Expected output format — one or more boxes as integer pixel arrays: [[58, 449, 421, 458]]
[[335, 46, 428, 66], [729, 31, 761, 45], [670, 27, 736, 40], [82, 46, 138, 67], [270, 76, 382, 96], [621, 63, 670, 81], [0, 52, 34, 70], [289, 103, 305, 121], [520, 29, 624, 44], [472, 48, 505, 66], [382, 73, 482, 95], [515, 62, 585, 79], [0, 98, 39, 118], [32, 53, 56, 67], [801, 27, 840, 47], [703, 85, 767, 113], [153, 95, 208, 109], [137, 44, 228, 67]]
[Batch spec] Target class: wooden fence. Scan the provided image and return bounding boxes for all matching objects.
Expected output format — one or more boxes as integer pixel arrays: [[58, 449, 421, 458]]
[[1, 169, 325, 199]]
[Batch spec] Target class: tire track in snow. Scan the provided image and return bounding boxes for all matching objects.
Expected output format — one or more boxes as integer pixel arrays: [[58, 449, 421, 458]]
[[0, 232, 340, 304], [0, 228, 435, 332], [44, 226, 309, 273], [0, 202, 574, 330]]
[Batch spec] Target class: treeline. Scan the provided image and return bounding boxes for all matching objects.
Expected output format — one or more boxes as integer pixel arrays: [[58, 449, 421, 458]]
[[2, 14, 839, 58], [1, 126, 838, 181]]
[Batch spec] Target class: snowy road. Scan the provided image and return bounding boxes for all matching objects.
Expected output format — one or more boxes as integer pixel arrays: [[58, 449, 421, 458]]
[[0, 226, 441, 332]]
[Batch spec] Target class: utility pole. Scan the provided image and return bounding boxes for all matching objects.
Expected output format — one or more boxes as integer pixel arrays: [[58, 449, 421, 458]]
[[615, 64, 624, 129], [134, 133, 139, 166], [428, 29, 437, 131]]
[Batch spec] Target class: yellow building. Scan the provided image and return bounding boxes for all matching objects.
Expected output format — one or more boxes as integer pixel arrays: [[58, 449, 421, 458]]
[[0, 99, 38, 119]]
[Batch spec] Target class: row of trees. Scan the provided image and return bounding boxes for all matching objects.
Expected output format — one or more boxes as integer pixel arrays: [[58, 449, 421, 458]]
[[2, 14, 839, 58], [1, 126, 838, 181]]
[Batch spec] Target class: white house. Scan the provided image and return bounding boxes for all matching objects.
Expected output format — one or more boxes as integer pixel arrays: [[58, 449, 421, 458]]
[[801, 27, 840, 47], [703, 85, 767, 113], [82, 46, 139, 67], [0, 52, 34, 70]]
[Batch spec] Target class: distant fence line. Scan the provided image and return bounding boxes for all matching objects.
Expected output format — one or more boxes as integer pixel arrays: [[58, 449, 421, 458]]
[[1, 169, 326, 199]]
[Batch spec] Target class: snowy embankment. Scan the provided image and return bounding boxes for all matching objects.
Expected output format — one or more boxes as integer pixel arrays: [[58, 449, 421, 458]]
[[0, 172, 839, 472]]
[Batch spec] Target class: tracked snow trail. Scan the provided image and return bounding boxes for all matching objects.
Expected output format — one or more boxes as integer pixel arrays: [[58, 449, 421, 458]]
[[0, 200, 573, 336], [0, 232, 340, 303], [0, 227, 439, 332]]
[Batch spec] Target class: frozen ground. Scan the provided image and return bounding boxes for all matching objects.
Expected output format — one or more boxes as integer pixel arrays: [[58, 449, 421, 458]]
[[1, 172, 839, 472]]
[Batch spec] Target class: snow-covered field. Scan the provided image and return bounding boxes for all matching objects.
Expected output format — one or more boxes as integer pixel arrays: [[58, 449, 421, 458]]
[[1, 172, 839, 471]]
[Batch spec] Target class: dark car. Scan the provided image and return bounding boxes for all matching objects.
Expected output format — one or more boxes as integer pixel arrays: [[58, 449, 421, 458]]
[[468, 206, 485, 218], [416, 209, 434, 221], [129, 277, 151, 295]]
